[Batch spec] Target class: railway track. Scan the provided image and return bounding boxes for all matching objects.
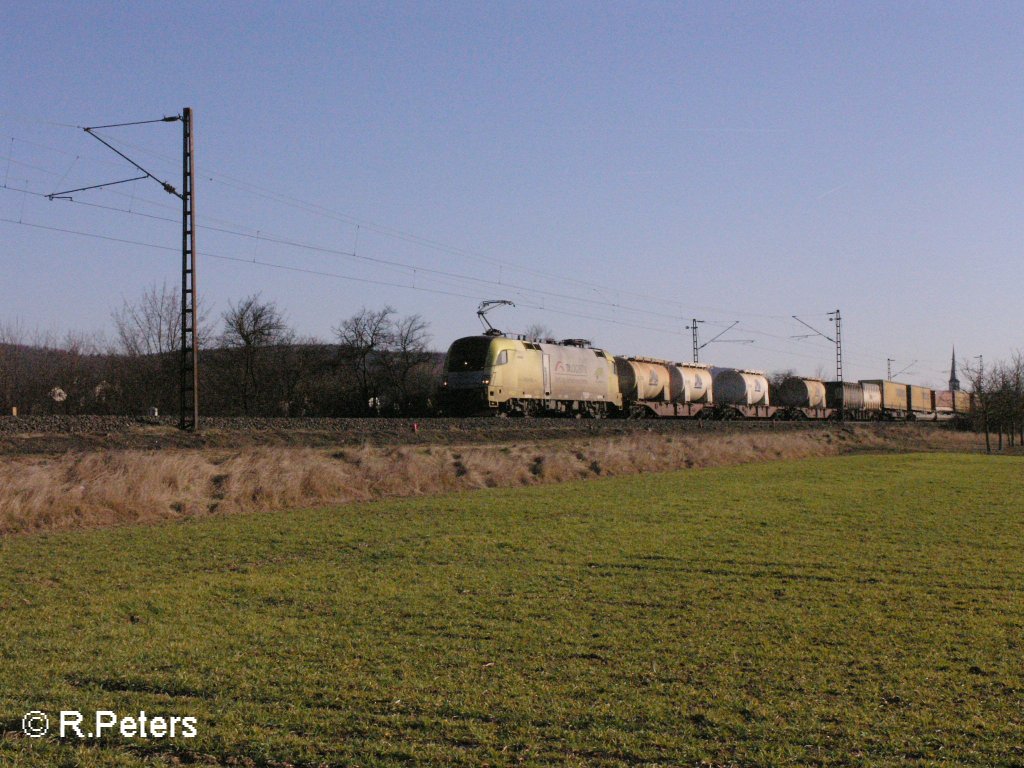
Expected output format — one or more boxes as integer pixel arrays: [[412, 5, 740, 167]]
[[0, 414, 959, 455]]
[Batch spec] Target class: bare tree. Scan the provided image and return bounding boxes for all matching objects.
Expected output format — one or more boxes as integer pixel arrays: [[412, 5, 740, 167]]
[[962, 358, 992, 452], [768, 369, 797, 390], [0, 319, 27, 412], [988, 356, 1024, 449], [335, 307, 395, 414], [1012, 351, 1024, 446], [112, 282, 181, 357], [524, 323, 555, 342], [220, 294, 292, 415], [381, 313, 433, 413], [110, 282, 208, 414], [54, 330, 108, 414]]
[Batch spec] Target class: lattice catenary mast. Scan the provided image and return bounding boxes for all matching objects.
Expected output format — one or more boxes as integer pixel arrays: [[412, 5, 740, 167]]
[[179, 108, 198, 431], [46, 108, 200, 430]]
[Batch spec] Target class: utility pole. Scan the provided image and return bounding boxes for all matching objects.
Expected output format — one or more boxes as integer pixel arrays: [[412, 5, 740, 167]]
[[829, 309, 842, 382], [686, 319, 751, 364], [887, 358, 894, 381], [47, 109, 199, 431], [687, 319, 703, 363], [791, 309, 843, 381], [179, 107, 199, 431]]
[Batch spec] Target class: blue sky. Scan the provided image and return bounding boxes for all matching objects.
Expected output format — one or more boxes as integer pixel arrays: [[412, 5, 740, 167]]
[[2, 1, 1021, 386]]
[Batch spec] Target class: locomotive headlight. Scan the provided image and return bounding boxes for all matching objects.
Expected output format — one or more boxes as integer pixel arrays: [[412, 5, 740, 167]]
[[481, 377, 490, 385]]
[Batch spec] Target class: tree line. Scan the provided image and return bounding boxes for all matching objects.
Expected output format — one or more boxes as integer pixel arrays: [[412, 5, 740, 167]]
[[962, 354, 1024, 453], [0, 285, 440, 417]]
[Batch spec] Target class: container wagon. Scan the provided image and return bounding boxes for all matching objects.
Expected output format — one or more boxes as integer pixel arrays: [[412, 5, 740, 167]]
[[860, 380, 910, 419]]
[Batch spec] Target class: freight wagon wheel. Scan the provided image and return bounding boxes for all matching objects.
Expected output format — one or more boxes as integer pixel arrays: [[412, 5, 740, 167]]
[[627, 404, 646, 419]]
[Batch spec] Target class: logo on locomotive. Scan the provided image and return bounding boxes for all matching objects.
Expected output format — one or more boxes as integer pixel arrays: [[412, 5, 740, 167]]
[[554, 361, 588, 376]]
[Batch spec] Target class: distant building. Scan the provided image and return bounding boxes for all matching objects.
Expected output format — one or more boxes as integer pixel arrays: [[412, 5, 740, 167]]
[[949, 348, 961, 392]]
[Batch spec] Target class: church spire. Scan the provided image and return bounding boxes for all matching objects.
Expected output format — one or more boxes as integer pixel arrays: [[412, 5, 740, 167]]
[[949, 347, 960, 392]]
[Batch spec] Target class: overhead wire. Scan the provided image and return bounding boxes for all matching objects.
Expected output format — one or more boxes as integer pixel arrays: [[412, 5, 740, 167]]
[[0, 197, 841, 367], [69, 127, 819, 320], [0, 215, 708, 341], [1, 127, 850, 367], [1, 184, 708, 326]]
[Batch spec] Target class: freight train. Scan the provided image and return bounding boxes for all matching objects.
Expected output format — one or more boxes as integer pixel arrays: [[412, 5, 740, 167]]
[[439, 332, 973, 420]]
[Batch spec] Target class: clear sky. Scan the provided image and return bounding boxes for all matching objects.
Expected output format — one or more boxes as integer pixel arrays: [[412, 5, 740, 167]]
[[2, 1, 1021, 387]]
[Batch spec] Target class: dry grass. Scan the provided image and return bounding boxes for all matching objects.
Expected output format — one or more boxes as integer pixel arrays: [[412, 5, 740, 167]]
[[0, 425, 982, 536]]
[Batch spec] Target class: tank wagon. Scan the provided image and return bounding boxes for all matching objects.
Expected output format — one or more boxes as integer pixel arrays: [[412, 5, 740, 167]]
[[440, 333, 972, 422], [776, 377, 831, 419], [615, 357, 713, 418], [714, 370, 772, 418]]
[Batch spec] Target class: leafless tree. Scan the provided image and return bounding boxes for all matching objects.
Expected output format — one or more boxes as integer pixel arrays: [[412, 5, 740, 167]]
[[334, 307, 436, 414], [524, 323, 555, 342], [989, 355, 1024, 449], [960, 355, 1024, 452], [112, 282, 181, 357], [1011, 351, 1024, 446], [110, 283, 214, 414], [962, 358, 993, 452], [768, 369, 797, 390], [0, 320, 27, 412], [220, 294, 293, 414], [53, 330, 108, 414], [381, 313, 433, 412], [335, 307, 395, 414]]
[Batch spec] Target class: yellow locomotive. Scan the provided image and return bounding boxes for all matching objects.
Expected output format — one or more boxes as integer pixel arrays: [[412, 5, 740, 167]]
[[440, 334, 619, 416]]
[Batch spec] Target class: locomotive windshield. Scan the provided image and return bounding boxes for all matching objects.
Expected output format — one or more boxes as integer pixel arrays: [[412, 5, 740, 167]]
[[445, 337, 492, 372]]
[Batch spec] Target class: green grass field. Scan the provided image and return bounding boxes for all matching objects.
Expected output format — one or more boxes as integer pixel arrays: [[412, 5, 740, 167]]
[[1, 453, 1021, 767]]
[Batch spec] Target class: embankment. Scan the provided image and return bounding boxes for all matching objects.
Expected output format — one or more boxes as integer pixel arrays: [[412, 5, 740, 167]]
[[0, 424, 981, 536]]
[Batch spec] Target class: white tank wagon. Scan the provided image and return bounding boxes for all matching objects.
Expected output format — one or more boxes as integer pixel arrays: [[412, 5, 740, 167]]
[[674, 364, 713, 404], [714, 369, 769, 406], [713, 369, 774, 418], [622, 359, 670, 402], [775, 376, 832, 419], [776, 377, 827, 409], [614, 357, 714, 417]]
